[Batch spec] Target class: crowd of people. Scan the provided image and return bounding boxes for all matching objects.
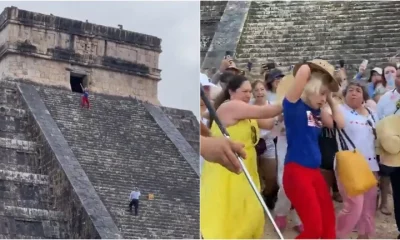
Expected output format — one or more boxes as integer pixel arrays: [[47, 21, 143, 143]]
[[199, 57, 400, 239]]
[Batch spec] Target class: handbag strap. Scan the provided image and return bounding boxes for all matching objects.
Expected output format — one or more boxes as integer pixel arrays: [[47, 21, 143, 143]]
[[333, 121, 356, 151], [365, 107, 376, 123], [338, 128, 356, 151]]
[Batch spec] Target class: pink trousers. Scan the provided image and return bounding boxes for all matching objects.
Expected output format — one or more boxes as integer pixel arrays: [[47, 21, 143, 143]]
[[336, 176, 378, 238]]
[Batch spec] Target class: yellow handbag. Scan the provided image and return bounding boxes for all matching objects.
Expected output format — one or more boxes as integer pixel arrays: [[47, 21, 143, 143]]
[[335, 128, 378, 197]]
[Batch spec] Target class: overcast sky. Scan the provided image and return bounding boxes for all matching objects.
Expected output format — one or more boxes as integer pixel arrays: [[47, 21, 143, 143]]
[[0, 1, 200, 118]]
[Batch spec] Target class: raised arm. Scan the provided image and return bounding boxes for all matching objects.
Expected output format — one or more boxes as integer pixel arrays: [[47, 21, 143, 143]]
[[220, 100, 282, 121], [286, 64, 311, 103], [321, 96, 345, 129]]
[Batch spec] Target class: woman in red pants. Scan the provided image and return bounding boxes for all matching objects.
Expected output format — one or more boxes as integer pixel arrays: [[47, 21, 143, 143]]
[[281, 60, 344, 239]]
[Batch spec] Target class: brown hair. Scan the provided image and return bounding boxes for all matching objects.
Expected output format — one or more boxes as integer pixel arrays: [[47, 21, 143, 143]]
[[342, 81, 370, 102], [381, 62, 398, 88], [251, 80, 265, 90], [211, 74, 248, 128]]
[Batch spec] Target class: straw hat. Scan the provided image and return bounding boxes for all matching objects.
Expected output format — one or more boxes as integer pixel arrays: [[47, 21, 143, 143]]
[[376, 114, 400, 167], [293, 59, 340, 92]]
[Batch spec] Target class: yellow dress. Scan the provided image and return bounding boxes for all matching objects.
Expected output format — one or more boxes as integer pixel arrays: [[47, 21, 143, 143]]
[[200, 119, 265, 239]]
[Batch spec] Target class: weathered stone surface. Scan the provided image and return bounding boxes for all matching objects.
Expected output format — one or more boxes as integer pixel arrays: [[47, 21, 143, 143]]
[[0, 6, 162, 104], [200, 1, 228, 64], [144, 103, 199, 176], [159, 106, 199, 156], [18, 82, 122, 239], [35, 85, 199, 239], [234, 1, 400, 75], [0, 82, 69, 239], [202, 1, 251, 70]]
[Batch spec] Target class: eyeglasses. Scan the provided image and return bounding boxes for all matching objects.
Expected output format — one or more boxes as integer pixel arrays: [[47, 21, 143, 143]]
[[251, 125, 257, 145]]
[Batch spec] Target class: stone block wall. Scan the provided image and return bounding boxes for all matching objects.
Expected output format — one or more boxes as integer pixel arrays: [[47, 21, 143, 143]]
[[0, 55, 159, 104], [0, 7, 162, 104]]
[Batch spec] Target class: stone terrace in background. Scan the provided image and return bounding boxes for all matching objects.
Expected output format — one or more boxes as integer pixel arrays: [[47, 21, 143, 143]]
[[202, 1, 400, 77]]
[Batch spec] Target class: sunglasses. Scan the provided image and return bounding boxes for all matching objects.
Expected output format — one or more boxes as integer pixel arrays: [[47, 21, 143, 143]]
[[251, 125, 257, 145]]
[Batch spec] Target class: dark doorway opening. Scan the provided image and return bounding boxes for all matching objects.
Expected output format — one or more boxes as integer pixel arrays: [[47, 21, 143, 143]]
[[70, 73, 85, 93]]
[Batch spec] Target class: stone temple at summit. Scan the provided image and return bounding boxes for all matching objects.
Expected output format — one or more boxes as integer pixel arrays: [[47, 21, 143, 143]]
[[0, 6, 199, 239]]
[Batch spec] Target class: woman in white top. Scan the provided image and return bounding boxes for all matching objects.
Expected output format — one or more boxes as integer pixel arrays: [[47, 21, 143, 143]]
[[336, 81, 379, 239], [250, 80, 278, 201]]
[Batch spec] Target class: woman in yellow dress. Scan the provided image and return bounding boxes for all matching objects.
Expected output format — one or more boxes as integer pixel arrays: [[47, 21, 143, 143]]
[[201, 74, 282, 239]]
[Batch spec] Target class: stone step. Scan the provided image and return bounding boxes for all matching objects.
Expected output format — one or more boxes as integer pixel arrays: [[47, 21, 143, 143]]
[[240, 31, 400, 43], [0, 233, 52, 239], [237, 47, 399, 60], [244, 20, 400, 29], [0, 115, 29, 140], [0, 198, 48, 211], [0, 137, 36, 153], [241, 25, 399, 36], [0, 148, 36, 174], [0, 105, 26, 118], [0, 205, 65, 221], [237, 43, 400, 54], [0, 170, 48, 185], [236, 55, 391, 66], [0, 207, 67, 238], [0, 87, 22, 108], [239, 33, 400, 44], [250, 2, 400, 11], [239, 35, 400, 46], [236, 49, 398, 61], [37, 86, 200, 238], [247, 14, 400, 24]]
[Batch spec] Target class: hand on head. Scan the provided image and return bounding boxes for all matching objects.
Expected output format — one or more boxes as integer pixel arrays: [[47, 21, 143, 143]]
[[201, 136, 246, 174]]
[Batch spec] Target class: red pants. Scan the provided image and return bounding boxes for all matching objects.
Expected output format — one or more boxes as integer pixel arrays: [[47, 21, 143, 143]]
[[283, 162, 336, 239], [81, 96, 90, 108]]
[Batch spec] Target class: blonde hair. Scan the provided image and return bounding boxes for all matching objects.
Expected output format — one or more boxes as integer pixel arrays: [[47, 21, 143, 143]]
[[300, 71, 330, 101]]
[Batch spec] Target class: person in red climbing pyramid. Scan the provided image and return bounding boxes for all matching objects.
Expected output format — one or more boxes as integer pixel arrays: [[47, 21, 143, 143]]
[[80, 84, 90, 109]]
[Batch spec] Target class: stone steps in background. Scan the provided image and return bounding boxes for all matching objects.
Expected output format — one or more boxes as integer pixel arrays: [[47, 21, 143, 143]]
[[0, 83, 67, 238], [37, 86, 199, 239], [200, 1, 228, 64], [235, 1, 400, 76]]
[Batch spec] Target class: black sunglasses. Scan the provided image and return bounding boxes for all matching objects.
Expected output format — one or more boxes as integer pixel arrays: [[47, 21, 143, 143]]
[[251, 125, 257, 145]]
